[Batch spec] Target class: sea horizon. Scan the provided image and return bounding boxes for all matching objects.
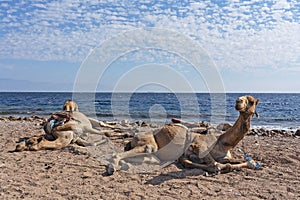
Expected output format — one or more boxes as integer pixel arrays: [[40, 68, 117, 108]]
[[1, 91, 300, 94]]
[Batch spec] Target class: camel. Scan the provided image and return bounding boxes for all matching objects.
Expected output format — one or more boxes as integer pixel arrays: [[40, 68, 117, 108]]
[[107, 95, 260, 175], [62, 99, 79, 112], [15, 100, 108, 151]]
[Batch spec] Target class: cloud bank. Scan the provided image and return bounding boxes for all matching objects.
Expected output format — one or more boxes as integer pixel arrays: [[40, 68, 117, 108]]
[[0, 0, 299, 71]]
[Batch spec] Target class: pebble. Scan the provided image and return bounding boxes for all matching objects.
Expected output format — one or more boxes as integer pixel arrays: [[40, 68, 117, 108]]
[[295, 129, 300, 136], [82, 171, 93, 179], [121, 119, 130, 125], [235, 193, 242, 197], [216, 123, 232, 131], [0, 116, 46, 122], [249, 128, 296, 138]]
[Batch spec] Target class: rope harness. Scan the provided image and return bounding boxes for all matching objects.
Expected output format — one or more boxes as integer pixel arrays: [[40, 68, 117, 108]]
[[241, 110, 261, 170], [244, 151, 261, 169]]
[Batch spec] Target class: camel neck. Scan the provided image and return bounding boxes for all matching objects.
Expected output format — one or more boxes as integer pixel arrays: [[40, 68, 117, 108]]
[[234, 112, 252, 131], [219, 112, 252, 148]]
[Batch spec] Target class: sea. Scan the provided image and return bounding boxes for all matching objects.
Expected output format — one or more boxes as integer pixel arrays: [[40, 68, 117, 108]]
[[0, 92, 299, 130]]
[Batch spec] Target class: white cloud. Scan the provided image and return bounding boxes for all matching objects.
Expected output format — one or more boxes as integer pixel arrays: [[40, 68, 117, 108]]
[[0, 0, 299, 74], [273, 0, 291, 10], [190, 2, 207, 9]]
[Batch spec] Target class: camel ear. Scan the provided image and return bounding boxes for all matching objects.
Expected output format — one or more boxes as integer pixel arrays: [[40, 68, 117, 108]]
[[254, 110, 259, 118], [254, 99, 259, 117]]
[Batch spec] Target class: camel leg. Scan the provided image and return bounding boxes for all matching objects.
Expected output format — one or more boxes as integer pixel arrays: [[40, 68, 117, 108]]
[[179, 156, 224, 173], [15, 135, 44, 152], [104, 131, 131, 138], [28, 131, 73, 150], [218, 157, 246, 164], [225, 158, 261, 170], [216, 161, 259, 172], [53, 122, 108, 135], [15, 141, 28, 151], [75, 137, 108, 147], [88, 117, 117, 129], [107, 144, 158, 175], [53, 123, 109, 146], [84, 126, 111, 135], [180, 155, 259, 173], [88, 117, 102, 129], [225, 162, 249, 170], [180, 152, 236, 173], [171, 118, 203, 128], [218, 154, 261, 169]]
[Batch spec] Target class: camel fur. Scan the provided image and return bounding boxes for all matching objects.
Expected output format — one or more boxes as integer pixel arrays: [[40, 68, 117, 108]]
[[107, 95, 260, 175]]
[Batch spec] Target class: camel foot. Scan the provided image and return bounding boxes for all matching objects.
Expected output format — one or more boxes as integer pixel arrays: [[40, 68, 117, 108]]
[[15, 141, 28, 152], [15, 136, 43, 152]]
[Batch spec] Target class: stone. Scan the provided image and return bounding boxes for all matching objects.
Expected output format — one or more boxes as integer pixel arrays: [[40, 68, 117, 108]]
[[121, 119, 130, 125], [141, 121, 149, 127], [259, 128, 267, 133], [216, 123, 232, 131]]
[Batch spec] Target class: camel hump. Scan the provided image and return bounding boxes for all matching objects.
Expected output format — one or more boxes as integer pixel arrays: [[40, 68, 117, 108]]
[[154, 124, 188, 150], [153, 124, 188, 161]]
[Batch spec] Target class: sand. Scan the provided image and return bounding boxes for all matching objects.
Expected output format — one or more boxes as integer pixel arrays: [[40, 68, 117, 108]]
[[0, 118, 299, 200]]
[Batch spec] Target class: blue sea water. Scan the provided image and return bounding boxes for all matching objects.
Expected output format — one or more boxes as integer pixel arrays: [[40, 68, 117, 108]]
[[0, 92, 299, 130]]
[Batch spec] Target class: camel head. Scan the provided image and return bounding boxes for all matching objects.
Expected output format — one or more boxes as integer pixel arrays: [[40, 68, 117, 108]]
[[235, 95, 259, 117], [63, 100, 79, 112]]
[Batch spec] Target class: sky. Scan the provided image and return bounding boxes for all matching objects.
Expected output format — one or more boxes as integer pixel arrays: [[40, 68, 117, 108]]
[[0, 0, 299, 92]]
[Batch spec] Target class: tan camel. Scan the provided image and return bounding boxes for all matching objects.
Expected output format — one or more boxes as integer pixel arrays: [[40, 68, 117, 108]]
[[107, 95, 260, 175], [62, 99, 79, 112], [15, 100, 107, 151]]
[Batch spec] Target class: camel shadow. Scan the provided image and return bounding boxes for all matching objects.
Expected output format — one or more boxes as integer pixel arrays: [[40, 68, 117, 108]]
[[145, 164, 207, 185]]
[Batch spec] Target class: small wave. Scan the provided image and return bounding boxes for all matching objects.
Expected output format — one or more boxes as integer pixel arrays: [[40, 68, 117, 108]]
[[273, 118, 297, 122], [252, 125, 298, 132], [95, 113, 114, 118]]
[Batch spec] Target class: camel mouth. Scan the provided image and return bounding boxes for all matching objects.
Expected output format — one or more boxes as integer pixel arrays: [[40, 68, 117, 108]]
[[235, 104, 246, 112]]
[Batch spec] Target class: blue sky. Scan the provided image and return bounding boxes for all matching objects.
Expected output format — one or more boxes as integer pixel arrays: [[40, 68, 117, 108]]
[[0, 0, 299, 92]]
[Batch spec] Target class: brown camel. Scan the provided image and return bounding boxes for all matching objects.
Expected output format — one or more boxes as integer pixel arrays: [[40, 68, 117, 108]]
[[107, 95, 260, 175]]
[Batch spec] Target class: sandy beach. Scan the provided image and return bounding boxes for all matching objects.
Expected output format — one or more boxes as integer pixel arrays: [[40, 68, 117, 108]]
[[0, 117, 299, 200]]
